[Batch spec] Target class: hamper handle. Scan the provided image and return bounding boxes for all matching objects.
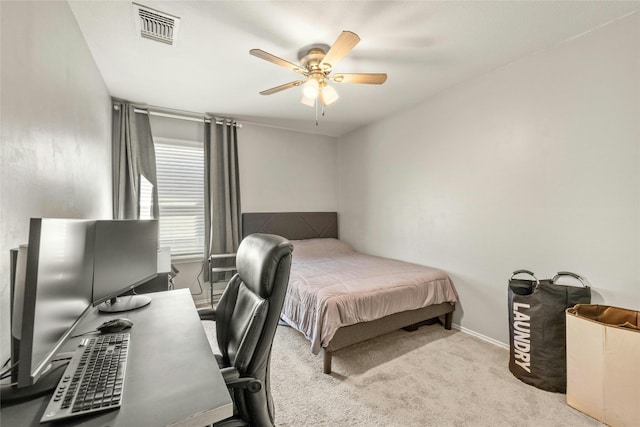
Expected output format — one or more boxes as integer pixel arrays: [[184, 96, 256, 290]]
[[552, 271, 588, 287], [510, 269, 539, 284]]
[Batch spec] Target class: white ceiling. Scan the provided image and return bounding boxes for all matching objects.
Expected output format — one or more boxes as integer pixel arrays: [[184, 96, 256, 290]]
[[68, 1, 639, 137]]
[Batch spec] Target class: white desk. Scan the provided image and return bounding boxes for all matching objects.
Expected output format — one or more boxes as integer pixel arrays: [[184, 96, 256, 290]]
[[1, 289, 233, 426]]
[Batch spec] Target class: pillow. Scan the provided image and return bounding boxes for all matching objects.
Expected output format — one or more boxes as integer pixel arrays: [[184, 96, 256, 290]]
[[290, 238, 354, 258]]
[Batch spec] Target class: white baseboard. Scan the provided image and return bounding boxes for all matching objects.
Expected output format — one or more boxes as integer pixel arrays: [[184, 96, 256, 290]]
[[452, 323, 509, 350]]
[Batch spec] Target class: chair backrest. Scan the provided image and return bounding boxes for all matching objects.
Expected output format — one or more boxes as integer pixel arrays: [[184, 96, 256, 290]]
[[215, 233, 293, 426]]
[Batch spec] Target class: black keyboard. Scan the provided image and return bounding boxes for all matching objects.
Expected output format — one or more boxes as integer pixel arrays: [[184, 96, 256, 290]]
[[40, 333, 130, 423]]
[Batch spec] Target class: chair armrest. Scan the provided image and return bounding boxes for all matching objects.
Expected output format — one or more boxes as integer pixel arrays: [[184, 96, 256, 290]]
[[220, 367, 262, 393], [198, 307, 217, 321], [220, 367, 240, 382]]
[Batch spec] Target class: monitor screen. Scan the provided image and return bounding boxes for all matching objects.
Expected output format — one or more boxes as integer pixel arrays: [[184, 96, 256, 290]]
[[92, 220, 158, 312], [17, 219, 95, 388]]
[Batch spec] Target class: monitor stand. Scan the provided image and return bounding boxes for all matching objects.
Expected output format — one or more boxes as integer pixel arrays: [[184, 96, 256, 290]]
[[98, 295, 151, 313], [0, 360, 67, 404]]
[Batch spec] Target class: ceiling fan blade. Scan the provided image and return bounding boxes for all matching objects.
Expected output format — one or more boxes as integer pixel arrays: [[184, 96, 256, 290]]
[[331, 73, 388, 84], [259, 80, 305, 95], [250, 49, 306, 74], [320, 31, 360, 69]]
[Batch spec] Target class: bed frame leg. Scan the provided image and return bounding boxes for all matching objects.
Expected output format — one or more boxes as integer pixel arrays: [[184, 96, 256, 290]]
[[323, 350, 332, 374], [444, 312, 453, 330]]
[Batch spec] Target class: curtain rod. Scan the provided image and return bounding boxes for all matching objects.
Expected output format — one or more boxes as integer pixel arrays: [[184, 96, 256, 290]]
[[113, 104, 241, 127], [134, 108, 242, 128]]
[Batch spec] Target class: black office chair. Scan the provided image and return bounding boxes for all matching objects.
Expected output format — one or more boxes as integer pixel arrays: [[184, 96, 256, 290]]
[[200, 233, 293, 427]]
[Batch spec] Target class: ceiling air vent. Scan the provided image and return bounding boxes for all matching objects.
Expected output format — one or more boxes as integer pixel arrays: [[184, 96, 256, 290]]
[[133, 3, 180, 45]]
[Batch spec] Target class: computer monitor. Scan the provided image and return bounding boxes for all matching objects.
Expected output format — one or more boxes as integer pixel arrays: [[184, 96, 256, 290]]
[[92, 220, 158, 313], [2, 219, 95, 401], [9, 245, 28, 384]]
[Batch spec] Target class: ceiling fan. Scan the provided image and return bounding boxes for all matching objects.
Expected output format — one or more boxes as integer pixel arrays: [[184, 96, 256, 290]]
[[250, 31, 387, 108]]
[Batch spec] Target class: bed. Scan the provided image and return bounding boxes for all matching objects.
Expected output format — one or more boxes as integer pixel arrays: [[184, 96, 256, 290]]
[[242, 212, 457, 374]]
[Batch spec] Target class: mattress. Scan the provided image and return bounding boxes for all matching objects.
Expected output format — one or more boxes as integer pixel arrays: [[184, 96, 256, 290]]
[[280, 238, 458, 354]]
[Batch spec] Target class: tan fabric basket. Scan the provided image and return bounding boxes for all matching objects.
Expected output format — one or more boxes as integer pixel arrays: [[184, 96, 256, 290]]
[[565, 304, 640, 427]]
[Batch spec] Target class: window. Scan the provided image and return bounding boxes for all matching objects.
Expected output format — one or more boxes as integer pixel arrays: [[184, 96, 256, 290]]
[[139, 175, 154, 219], [153, 137, 205, 261]]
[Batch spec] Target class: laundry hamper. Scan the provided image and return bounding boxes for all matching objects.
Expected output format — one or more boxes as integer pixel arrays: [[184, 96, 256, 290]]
[[566, 304, 640, 427], [507, 270, 591, 392]]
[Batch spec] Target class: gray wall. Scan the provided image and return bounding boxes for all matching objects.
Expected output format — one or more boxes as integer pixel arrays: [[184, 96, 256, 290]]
[[0, 2, 112, 363], [338, 13, 640, 346], [239, 123, 338, 213]]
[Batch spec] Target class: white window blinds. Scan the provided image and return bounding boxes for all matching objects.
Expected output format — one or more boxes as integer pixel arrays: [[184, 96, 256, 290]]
[[153, 136, 205, 261]]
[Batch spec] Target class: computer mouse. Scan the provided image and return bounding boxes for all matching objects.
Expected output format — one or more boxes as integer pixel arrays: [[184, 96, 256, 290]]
[[97, 318, 133, 334]]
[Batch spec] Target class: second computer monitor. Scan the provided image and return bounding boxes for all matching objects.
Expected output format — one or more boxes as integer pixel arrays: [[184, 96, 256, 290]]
[[92, 220, 158, 313], [15, 218, 95, 389]]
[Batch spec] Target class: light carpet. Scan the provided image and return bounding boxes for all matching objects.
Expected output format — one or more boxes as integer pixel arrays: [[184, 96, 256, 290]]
[[202, 321, 601, 427]]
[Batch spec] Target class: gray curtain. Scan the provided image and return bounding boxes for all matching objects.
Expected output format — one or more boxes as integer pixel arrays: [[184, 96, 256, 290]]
[[204, 119, 241, 282], [112, 102, 159, 219]]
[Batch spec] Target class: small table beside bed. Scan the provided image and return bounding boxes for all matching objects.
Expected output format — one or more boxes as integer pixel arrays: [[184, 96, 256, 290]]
[[242, 212, 458, 374]]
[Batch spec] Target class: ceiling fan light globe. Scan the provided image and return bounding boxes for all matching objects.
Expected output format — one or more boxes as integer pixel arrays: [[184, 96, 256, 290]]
[[300, 94, 315, 107], [320, 84, 339, 106], [302, 79, 319, 99]]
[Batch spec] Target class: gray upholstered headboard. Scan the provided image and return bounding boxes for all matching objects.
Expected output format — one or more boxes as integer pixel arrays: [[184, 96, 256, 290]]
[[242, 212, 338, 240]]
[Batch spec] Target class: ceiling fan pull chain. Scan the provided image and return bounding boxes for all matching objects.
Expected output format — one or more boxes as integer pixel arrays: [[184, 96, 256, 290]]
[[315, 98, 319, 126]]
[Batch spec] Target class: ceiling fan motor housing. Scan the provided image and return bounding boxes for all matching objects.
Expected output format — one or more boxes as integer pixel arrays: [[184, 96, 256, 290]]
[[301, 48, 332, 76]]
